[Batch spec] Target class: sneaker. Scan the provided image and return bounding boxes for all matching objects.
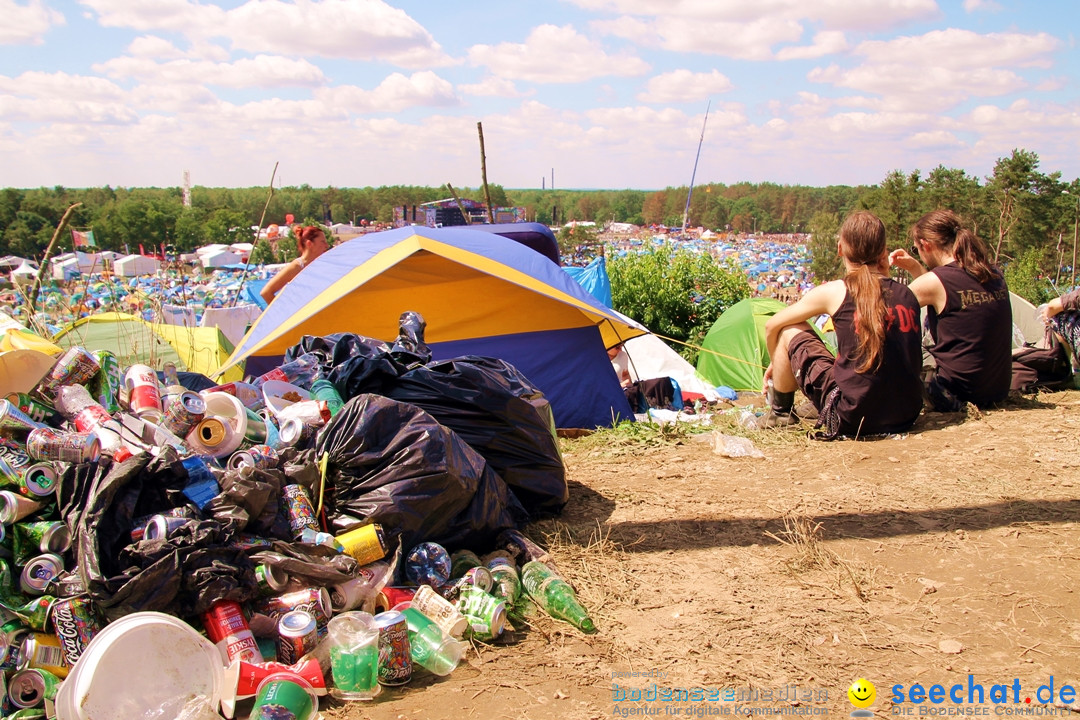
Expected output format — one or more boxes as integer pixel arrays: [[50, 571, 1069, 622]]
[[794, 401, 819, 420], [755, 408, 798, 428]]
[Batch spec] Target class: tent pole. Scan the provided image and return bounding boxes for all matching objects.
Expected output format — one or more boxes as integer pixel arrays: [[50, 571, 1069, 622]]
[[477, 122, 494, 223]]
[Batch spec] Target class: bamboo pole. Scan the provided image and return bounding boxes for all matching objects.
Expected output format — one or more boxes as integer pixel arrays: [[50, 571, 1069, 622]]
[[477, 122, 494, 223], [231, 161, 279, 307], [25, 202, 82, 331], [445, 183, 473, 225]]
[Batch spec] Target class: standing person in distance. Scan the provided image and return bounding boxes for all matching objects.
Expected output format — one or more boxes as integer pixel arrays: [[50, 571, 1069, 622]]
[[260, 225, 330, 304], [760, 211, 923, 438], [888, 209, 1012, 411]]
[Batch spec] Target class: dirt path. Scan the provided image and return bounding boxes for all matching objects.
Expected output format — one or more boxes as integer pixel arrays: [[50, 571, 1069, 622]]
[[324, 390, 1080, 720]]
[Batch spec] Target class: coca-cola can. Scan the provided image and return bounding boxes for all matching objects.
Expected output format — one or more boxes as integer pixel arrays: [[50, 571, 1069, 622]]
[[276, 610, 318, 665], [253, 587, 332, 629], [124, 364, 162, 423], [201, 600, 263, 665], [161, 391, 205, 438], [25, 428, 101, 465], [48, 596, 101, 667]]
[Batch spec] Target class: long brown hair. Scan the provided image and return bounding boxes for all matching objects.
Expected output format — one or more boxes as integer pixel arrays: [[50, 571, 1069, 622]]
[[840, 211, 889, 373], [910, 209, 996, 283]]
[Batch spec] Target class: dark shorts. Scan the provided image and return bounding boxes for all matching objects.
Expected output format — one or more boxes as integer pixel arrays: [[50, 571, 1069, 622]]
[[787, 330, 837, 410], [924, 370, 966, 413]]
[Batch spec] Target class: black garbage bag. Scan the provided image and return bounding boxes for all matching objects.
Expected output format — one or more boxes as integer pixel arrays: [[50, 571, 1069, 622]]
[[204, 466, 292, 539], [314, 394, 524, 551], [386, 355, 568, 516], [390, 310, 432, 369], [58, 454, 258, 620], [284, 333, 406, 399], [250, 541, 360, 587]]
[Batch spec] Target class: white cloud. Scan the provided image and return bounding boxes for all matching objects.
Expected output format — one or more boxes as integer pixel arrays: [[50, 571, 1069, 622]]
[[468, 24, 650, 83], [808, 28, 1060, 112], [127, 35, 186, 60], [906, 130, 964, 148], [0, 0, 65, 45], [458, 76, 531, 98], [95, 55, 327, 89], [0, 71, 134, 123], [594, 14, 803, 61], [78, 0, 453, 68], [314, 71, 459, 113], [963, 0, 1001, 12], [636, 69, 734, 104], [776, 31, 850, 60]]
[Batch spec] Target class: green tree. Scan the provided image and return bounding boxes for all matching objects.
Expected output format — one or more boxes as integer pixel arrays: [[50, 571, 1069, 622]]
[[808, 211, 843, 281], [1003, 247, 1052, 305], [609, 242, 750, 363]]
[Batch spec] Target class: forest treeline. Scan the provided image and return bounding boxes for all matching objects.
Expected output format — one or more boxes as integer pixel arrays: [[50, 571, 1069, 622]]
[[2, 148, 1076, 302]]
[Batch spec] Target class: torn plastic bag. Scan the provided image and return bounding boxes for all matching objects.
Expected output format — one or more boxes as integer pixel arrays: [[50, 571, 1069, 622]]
[[385, 355, 568, 516], [389, 310, 432, 369], [58, 454, 257, 619], [249, 540, 360, 587], [314, 394, 524, 551], [203, 465, 292, 539], [283, 333, 406, 399]]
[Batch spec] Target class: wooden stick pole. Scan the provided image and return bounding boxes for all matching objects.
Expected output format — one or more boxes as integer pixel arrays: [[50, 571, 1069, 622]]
[[477, 122, 494, 223], [25, 202, 82, 329], [445, 183, 472, 225]]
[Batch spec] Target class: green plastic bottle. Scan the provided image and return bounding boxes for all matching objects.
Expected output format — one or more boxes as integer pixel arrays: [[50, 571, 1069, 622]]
[[310, 379, 344, 417], [487, 559, 522, 604], [520, 560, 596, 634]]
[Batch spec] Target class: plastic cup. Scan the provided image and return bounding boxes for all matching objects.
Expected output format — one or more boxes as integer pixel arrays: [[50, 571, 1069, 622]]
[[252, 673, 317, 720], [398, 606, 466, 676], [327, 611, 381, 701]]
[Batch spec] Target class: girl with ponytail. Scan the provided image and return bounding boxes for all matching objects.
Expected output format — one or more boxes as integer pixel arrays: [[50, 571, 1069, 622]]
[[761, 211, 923, 438], [889, 209, 1011, 410]]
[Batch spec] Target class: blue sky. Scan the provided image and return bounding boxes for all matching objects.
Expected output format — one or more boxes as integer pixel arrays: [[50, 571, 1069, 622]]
[[1, 0, 1077, 190]]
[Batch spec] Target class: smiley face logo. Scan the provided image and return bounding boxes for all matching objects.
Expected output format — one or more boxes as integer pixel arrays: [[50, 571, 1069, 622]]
[[848, 678, 876, 709]]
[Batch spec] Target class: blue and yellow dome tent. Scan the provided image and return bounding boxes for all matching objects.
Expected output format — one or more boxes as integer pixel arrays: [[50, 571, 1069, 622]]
[[218, 225, 648, 428]]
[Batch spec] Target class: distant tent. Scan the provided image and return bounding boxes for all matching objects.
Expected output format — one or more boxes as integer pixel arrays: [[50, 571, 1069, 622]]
[[52, 312, 242, 382], [697, 297, 797, 392], [220, 225, 646, 428], [1009, 291, 1048, 349], [623, 334, 720, 402], [114, 254, 161, 277]]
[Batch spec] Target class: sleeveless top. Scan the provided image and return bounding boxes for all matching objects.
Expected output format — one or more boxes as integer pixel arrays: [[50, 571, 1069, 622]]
[[831, 278, 923, 435], [927, 263, 1011, 407]]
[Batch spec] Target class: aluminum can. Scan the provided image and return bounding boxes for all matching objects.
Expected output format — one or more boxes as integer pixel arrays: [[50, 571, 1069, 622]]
[[450, 549, 483, 579], [8, 667, 60, 708], [48, 596, 101, 667], [12, 596, 54, 632], [277, 417, 315, 447], [334, 524, 387, 566], [19, 462, 58, 497], [0, 626, 29, 673], [35, 347, 99, 400], [455, 585, 508, 641], [142, 514, 193, 541], [439, 566, 494, 602], [255, 563, 291, 596], [17, 633, 67, 678], [281, 484, 319, 539], [0, 400, 46, 437], [372, 610, 411, 686], [12, 521, 70, 561], [19, 554, 65, 596], [227, 444, 279, 471], [123, 364, 162, 422], [411, 584, 469, 638], [202, 600, 263, 664], [4, 394, 60, 426], [373, 586, 417, 615], [276, 610, 319, 665], [90, 350, 122, 413], [25, 428, 100, 465], [161, 391, 206, 438], [253, 588, 332, 629], [130, 505, 199, 542], [177, 455, 219, 510], [0, 491, 45, 526]]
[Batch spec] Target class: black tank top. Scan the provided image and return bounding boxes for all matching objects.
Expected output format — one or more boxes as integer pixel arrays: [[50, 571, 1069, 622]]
[[832, 278, 923, 434], [927, 263, 1011, 407]]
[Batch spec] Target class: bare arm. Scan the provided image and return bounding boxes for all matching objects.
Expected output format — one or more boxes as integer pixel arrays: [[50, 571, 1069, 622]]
[[260, 261, 301, 304], [764, 281, 845, 356], [906, 271, 947, 313]]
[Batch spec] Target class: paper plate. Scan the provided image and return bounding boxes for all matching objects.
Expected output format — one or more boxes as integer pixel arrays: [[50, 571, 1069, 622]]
[[54, 611, 223, 720], [261, 380, 310, 420], [0, 349, 57, 393]]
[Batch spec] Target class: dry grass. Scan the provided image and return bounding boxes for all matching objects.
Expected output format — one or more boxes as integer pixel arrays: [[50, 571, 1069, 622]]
[[765, 514, 873, 602]]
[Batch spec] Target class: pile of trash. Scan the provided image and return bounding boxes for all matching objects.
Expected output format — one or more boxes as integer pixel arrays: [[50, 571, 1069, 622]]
[[0, 311, 594, 719]]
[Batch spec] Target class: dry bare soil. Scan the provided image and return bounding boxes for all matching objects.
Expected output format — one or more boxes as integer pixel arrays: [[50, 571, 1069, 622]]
[[325, 390, 1080, 720]]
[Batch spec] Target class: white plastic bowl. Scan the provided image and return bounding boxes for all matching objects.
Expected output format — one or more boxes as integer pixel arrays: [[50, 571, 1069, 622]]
[[260, 380, 311, 421], [54, 611, 224, 720]]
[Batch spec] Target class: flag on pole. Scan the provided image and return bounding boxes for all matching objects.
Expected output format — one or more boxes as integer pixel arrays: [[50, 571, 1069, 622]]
[[71, 229, 97, 248]]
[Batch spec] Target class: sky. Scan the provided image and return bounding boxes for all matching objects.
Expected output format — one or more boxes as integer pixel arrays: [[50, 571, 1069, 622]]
[[0, 0, 1077, 191]]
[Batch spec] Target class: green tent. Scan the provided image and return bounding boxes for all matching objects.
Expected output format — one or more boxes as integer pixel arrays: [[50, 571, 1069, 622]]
[[696, 297, 832, 393]]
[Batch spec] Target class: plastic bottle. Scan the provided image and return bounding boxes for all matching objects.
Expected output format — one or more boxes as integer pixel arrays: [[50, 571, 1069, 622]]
[[53, 384, 127, 456], [399, 606, 465, 676], [487, 558, 522, 604], [309, 379, 344, 417], [160, 361, 186, 410], [251, 353, 321, 391], [520, 560, 596, 634]]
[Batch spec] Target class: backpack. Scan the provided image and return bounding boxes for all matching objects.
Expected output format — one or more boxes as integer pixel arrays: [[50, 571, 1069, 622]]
[[1011, 334, 1073, 393]]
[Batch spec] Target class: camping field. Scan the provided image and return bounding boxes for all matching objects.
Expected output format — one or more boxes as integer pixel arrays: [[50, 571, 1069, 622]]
[[325, 390, 1080, 720]]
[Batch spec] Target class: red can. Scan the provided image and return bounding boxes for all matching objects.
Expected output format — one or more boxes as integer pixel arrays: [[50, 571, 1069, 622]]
[[252, 587, 332, 629], [49, 596, 102, 667], [124, 364, 162, 422], [373, 610, 411, 686], [201, 600, 263, 665], [276, 610, 318, 665], [373, 587, 417, 615]]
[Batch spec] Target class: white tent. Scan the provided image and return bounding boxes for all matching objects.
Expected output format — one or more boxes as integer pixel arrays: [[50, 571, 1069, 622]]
[[1011, 291, 1049, 349], [10, 260, 38, 285], [623, 334, 720, 402], [113, 254, 161, 277], [200, 250, 240, 268]]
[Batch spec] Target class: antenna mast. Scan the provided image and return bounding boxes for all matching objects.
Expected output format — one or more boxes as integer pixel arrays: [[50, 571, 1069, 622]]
[[681, 101, 711, 234]]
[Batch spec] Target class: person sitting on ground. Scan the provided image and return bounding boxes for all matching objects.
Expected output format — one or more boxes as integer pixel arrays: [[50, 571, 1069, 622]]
[[1037, 288, 1080, 367], [260, 225, 330, 304], [607, 344, 633, 388], [760, 211, 923, 437], [888, 209, 1012, 411]]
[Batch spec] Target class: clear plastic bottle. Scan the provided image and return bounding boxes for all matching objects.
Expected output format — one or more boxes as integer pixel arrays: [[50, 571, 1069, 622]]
[[520, 560, 596, 633], [251, 353, 321, 391], [54, 384, 127, 455], [399, 606, 465, 676]]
